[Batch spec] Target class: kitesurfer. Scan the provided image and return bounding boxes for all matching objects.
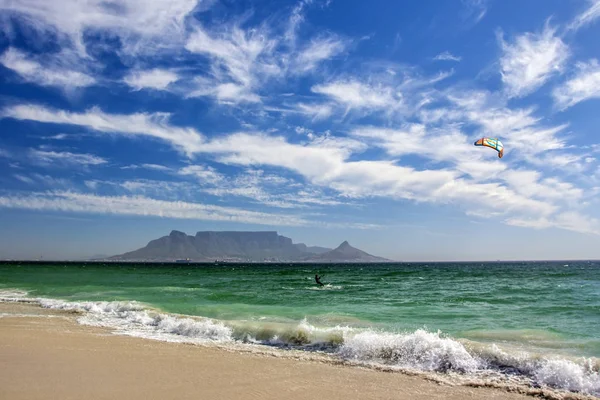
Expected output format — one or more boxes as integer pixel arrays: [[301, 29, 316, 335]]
[[315, 274, 324, 287]]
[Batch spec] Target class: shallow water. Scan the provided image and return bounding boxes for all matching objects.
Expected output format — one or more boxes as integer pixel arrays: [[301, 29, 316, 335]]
[[1, 261, 599, 396]]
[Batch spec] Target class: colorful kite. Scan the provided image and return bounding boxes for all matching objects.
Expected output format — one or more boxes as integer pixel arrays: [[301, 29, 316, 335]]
[[474, 137, 504, 158]]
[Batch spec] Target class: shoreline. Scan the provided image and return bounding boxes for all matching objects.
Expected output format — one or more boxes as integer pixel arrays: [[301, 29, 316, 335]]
[[1, 302, 597, 400]]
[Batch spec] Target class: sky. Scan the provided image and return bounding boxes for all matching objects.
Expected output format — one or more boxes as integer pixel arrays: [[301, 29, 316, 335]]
[[1, 0, 600, 261]]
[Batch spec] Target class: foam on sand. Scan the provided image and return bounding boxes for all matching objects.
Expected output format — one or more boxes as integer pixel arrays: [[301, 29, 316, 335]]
[[1, 289, 598, 398]]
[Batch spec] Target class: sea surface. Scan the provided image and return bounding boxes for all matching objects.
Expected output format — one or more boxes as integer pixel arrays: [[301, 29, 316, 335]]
[[1, 261, 599, 397]]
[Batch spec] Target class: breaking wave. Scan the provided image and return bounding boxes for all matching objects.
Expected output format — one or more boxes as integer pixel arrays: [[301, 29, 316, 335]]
[[1, 290, 598, 398]]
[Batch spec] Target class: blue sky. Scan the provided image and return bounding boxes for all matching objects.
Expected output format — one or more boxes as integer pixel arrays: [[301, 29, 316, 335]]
[[1, 0, 600, 261]]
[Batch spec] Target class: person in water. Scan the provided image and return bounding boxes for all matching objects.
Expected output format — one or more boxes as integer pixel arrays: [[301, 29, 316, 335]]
[[315, 274, 324, 287]]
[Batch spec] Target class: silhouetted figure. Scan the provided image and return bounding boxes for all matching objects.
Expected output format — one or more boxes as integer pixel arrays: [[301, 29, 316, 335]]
[[315, 274, 324, 287]]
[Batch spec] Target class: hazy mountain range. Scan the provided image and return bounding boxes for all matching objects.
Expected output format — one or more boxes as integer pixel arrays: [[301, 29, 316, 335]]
[[108, 230, 389, 262]]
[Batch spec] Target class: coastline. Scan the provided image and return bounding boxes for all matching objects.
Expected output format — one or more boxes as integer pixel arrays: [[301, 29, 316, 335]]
[[0, 302, 557, 400]]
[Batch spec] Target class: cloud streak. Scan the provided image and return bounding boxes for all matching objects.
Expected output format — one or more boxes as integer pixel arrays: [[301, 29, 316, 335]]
[[553, 59, 600, 110], [0, 47, 95, 90], [567, 0, 600, 32], [123, 69, 179, 91], [2, 104, 204, 155], [498, 23, 569, 98], [0, 0, 201, 56], [0, 191, 310, 226]]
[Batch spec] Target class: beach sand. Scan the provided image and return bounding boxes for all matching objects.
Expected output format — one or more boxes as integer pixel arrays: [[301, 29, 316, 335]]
[[0, 303, 552, 400]]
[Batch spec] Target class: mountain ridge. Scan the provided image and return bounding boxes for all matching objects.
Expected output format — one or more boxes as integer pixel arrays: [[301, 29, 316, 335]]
[[109, 230, 390, 262]]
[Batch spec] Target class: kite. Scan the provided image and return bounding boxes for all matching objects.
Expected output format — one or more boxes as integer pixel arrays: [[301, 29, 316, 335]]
[[474, 137, 504, 158]]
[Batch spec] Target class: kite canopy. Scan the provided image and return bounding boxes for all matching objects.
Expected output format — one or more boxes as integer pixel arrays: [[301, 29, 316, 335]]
[[474, 137, 504, 158]]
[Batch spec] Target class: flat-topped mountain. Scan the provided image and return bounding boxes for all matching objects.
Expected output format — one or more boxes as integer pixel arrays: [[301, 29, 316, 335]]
[[109, 231, 389, 262]]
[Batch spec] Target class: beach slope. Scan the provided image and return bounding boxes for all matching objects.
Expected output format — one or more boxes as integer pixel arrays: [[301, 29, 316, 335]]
[[0, 303, 534, 400]]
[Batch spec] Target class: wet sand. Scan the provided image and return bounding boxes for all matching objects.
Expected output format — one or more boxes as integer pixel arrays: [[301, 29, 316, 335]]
[[0, 303, 566, 400]]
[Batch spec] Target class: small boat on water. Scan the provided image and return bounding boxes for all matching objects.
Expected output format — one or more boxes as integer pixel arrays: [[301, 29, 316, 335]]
[[176, 258, 191, 263]]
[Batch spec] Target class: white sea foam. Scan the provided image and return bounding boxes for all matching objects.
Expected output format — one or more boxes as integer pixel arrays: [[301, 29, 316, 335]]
[[1, 291, 599, 397], [339, 329, 481, 373]]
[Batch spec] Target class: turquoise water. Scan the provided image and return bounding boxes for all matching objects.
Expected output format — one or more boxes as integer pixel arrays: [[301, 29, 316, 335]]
[[1, 261, 599, 396]]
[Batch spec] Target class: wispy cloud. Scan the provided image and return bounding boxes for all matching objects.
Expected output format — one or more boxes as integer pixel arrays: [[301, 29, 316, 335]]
[[195, 131, 565, 226], [201, 168, 344, 209], [120, 164, 172, 172], [2, 104, 204, 155], [0, 0, 201, 56], [0, 47, 95, 90], [308, 66, 452, 120], [185, 23, 280, 103], [0, 191, 310, 227], [567, 0, 600, 32], [433, 51, 462, 62], [7, 96, 594, 234], [506, 212, 599, 235], [293, 35, 347, 73], [29, 149, 107, 167], [461, 0, 489, 24], [13, 173, 71, 188], [178, 165, 225, 185], [13, 174, 35, 184], [123, 68, 179, 91], [553, 59, 600, 110], [40, 133, 69, 140], [184, 3, 347, 104], [498, 23, 569, 98]]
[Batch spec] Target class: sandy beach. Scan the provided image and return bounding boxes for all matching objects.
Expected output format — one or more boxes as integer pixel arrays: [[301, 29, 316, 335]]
[[1, 302, 577, 400]]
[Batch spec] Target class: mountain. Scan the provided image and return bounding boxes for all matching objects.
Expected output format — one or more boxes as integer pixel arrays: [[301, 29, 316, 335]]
[[306, 241, 390, 262], [109, 231, 389, 262], [293, 243, 331, 255], [110, 230, 333, 262]]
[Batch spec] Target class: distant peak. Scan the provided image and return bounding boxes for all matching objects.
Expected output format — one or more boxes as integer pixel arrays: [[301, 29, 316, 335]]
[[338, 240, 351, 248], [169, 230, 187, 237]]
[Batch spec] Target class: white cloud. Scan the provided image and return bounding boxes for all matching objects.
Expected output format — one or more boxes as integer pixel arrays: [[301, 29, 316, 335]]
[[506, 212, 599, 235], [2, 104, 204, 155], [294, 36, 346, 73], [123, 68, 179, 91], [445, 89, 569, 159], [184, 5, 347, 104], [567, 0, 600, 32], [498, 23, 569, 98], [120, 164, 172, 172], [3, 100, 595, 235], [141, 164, 171, 172], [350, 124, 506, 180], [433, 51, 461, 62], [0, 191, 310, 227], [178, 165, 224, 184], [118, 180, 193, 197], [185, 24, 280, 103], [41, 133, 69, 140], [29, 149, 107, 167], [188, 80, 261, 104], [462, 0, 488, 23], [285, 0, 314, 44], [202, 168, 343, 209], [0, 47, 95, 90], [553, 59, 600, 110], [30, 173, 71, 188], [84, 180, 99, 190], [13, 174, 35, 184], [311, 80, 400, 115], [0, 0, 201, 56], [501, 170, 583, 202], [294, 103, 334, 121], [196, 132, 551, 219]]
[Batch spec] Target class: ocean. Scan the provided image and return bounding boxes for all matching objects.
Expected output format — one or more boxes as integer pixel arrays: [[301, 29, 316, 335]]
[[1, 261, 599, 397]]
